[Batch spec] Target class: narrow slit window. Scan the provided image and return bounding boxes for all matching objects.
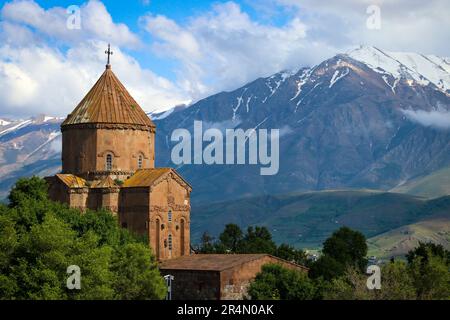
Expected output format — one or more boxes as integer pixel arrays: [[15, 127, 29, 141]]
[[168, 234, 173, 251], [138, 155, 143, 169], [106, 154, 113, 171], [168, 210, 172, 222]]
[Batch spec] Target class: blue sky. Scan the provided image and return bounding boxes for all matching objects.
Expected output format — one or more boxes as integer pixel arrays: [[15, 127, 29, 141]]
[[11, 0, 296, 80], [0, 0, 448, 118]]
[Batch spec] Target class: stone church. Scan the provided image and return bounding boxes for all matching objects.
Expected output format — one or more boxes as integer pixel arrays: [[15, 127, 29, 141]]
[[46, 56, 191, 261], [46, 47, 307, 299]]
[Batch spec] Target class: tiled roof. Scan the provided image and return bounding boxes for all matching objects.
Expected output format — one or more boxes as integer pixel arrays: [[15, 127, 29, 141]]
[[122, 168, 172, 187], [55, 174, 86, 188], [91, 176, 118, 188], [62, 66, 154, 127], [159, 254, 271, 271]]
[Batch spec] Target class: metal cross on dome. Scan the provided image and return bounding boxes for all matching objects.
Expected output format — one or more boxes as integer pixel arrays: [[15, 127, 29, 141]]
[[105, 43, 113, 66]]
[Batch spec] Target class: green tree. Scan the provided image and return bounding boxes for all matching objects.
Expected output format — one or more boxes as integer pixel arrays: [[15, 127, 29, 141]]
[[323, 261, 418, 300], [322, 227, 367, 272], [409, 252, 450, 300], [0, 214, 17, 269], [0, 213, 19, 298], [9, 213, 116, 300], [308, 227, 367, 281], [68, 231, 115, 300], [13, 213, 82, 299], [248, 264, 315, 300], [309, 255, 345, 281], [198, 225, 309, 266], [377, 261, 416, 300], [238, 226, 277, 254], [111, 243, 166, 300], [8, 176, 48, 208], [0, 177, 166, 300], [275, 244, 307, 265], [62, 208, 123, 246], [198, 232, 219, 253], [406, 242, 450, 265], [219, 224, 243, 252], [322, 267, 371, 300]]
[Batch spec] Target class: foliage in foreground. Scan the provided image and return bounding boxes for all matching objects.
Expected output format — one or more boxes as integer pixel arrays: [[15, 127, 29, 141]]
[[248, 264, 317, 300], [0, 177, 166, 300], [198, 223, 308, 265], [248, 227, 450, 300], [309, 227, 368, 280]]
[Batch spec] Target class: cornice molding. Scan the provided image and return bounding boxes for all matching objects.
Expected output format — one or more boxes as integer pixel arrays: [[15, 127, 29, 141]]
[[89, 187, 121, 194], [61, 123, 155, 133], [150, 204, 191, 211], [86, 170, 134, 177]]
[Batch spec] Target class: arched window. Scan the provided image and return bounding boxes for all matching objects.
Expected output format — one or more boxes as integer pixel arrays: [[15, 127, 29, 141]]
[[168, 234, 173, 251], [106, 154, 113, 171], [138, 155, 143, 169], [168, 210, 172, 222]]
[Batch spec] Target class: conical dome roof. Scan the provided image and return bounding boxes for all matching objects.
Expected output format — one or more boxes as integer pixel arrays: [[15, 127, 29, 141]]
[[62, 66, 154, 128]]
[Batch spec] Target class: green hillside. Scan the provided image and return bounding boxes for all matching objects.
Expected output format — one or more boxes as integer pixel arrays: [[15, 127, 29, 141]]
[[367, 214, 450, 259], [391, 166, 450, 199], [191, 190, 450, 249]]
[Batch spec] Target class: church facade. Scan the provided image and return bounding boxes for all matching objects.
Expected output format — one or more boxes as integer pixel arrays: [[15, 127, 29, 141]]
[[46, 61, 191, 261], [46, 48, 308, 300]]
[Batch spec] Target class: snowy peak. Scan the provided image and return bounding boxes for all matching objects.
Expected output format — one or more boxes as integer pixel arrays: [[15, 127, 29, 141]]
[[0, 115, 63, 138], [148, 104, 189, 121], [347, 46, 450, 92], [0, 118, 11, 126]]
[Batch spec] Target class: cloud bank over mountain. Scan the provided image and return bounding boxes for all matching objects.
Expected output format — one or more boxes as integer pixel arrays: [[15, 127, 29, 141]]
[[402, 109, 450, 130], [0, 0, 448, 118]]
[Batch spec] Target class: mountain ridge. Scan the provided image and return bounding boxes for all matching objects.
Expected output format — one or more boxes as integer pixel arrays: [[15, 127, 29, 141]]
[[1, 46, 449, 203]]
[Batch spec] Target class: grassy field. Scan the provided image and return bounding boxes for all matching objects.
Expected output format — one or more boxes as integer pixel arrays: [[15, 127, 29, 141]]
[[392, 166, 450, 199], [367, 214, 450, 259], [191, 190, 450, 250]]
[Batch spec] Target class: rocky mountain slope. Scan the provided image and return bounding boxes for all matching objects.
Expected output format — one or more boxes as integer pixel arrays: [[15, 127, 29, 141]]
[[154, 46, 450, 203], [1, 46, 449, 204], [0, 115, 62, 199]]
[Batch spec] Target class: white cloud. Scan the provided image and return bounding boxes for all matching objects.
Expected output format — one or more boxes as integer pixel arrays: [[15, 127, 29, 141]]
[[402, 109, 450, 130], [142, 0, 450, 101], [0, 1, 189, 118], [0, 20, 37, 46], [0, 41, 189, 117], [142, 2, 336, 100], [278, 125, 293, 137], [1, 0, 140, 47], [0, 0, 449, 119], [277, 0, 450, 56]]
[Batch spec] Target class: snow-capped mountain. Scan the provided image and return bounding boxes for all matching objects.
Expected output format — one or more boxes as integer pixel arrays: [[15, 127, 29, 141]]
[[348, 46, 450, 93], [0, 119, 11, 126], [1, 46, 449, 203], [154, 46, 450, 203], [0, 115, 63, 199]]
